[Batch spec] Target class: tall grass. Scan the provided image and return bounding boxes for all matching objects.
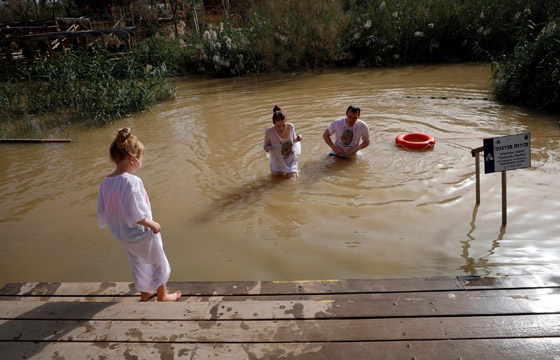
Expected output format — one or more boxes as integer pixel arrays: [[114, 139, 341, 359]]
[[243, 0, 347, 71], [342, 0, 560, 66], [184, 21, 262, 76], [492, 18, 560, 112], [0, 46, 175, 126]]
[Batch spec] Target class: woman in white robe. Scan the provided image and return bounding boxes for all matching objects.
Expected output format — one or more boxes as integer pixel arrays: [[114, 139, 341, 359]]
[[263, 105, 302, 179]]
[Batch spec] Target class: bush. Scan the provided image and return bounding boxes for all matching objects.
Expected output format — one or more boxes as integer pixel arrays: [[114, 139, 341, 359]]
[[242, 0, 347, 72], [132, 36, 191, 76], [0, 47, 175, 125], [341, 0, 560, 66], [184, 21, 261, 76], [492, 19, 560, 112]]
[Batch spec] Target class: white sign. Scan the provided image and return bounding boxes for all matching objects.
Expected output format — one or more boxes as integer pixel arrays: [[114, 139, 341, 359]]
[[483, 133, 531, 173]]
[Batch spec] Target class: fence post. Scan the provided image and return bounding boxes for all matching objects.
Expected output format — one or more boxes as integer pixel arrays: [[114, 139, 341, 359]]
[[471, 146, 484, 204], [502, 171, 507, 226]]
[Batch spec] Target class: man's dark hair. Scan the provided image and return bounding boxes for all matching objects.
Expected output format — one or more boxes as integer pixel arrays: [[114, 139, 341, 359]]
[[346, 105, 360, 115]]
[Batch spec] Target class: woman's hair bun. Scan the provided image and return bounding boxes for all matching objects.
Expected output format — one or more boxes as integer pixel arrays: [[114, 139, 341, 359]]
[[273, 105, 281, 113]]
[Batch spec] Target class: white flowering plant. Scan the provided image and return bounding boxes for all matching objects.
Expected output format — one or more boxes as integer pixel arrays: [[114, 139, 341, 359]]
[[188, 21, 258, 76], [341, 0, 556, 66]]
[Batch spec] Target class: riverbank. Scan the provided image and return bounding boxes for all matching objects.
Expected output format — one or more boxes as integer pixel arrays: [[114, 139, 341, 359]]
[[1, 1, 559, 137]]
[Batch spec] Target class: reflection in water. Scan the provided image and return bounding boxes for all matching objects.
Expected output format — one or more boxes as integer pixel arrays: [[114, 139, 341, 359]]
[[1, 64, 559, 285], [460, 204, 507, 276]]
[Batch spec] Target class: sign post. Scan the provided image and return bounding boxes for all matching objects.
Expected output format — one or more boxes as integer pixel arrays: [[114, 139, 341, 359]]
[[483, 133, 531, 226]]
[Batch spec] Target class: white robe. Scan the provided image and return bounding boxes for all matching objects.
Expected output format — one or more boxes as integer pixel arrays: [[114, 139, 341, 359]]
[[97, 173, 170, 293], [263, 123, 301, 174]]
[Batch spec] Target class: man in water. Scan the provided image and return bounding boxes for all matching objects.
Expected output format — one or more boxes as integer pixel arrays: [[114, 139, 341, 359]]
[[323, 105, 370, 158]]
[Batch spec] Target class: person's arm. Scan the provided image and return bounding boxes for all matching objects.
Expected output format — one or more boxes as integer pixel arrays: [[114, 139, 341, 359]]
[[263, 129, 272, 153], [323, 128, 344, 155], [292, 124, 302, 143], [137, 218, 161, 234], [347, 139, 370, 156]]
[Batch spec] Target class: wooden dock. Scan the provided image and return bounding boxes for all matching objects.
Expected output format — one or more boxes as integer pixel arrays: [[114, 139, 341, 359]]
[[1, 275, 560, 359]]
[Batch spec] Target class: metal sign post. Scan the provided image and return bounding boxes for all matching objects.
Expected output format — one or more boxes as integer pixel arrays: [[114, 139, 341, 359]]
[[481, 132, 531, 226]]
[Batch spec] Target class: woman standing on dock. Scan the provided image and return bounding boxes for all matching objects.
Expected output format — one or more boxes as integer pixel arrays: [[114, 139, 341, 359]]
[[97, 128, 181, 302], [263, 105, 303, 179]]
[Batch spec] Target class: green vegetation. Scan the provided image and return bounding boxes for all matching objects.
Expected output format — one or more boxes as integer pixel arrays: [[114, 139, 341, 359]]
[[342, 0, 559, 65], [492, 18, 560, 112], [0, 46, 174, 132], [1, 0, 559, 136]]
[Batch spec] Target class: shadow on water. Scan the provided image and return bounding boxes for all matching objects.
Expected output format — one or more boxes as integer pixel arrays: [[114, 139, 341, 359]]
[[459, 203, 506, 276], [191, 154, 357, 224], [299, 153, 359, 184]]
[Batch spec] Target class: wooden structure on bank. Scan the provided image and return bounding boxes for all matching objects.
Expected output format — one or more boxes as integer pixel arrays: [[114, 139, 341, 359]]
[[1, 275, 560, 359], [0, 17, 134, 62]]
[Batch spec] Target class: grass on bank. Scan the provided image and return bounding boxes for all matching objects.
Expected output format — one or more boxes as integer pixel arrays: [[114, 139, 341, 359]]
[[0, 46, 175, 137], [1, 0, 559, 138], [492, 18, 560, 113]]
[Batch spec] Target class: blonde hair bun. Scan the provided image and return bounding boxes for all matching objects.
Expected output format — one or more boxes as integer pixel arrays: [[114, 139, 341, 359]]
[[115, 127, 132, 149], [109, 127, 145, 163]]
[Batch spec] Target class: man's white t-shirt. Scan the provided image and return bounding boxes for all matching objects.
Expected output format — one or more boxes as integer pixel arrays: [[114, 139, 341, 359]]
[[328, 118, 370, 152]]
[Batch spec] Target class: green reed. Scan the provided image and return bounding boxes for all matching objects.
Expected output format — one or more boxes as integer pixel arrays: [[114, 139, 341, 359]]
[[0, 46, 175, 126], [242, 0, 347, 72], [342, 0, 560, 66], [492, 18, 560, 112]]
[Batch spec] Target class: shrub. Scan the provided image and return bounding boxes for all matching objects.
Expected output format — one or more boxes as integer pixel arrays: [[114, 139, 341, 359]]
[[242, 0, 347, 72], [341, 0, 560, 66], [492, 19, 560, 112], [0, 47, 175, 124], [185, 21, 261, 76]]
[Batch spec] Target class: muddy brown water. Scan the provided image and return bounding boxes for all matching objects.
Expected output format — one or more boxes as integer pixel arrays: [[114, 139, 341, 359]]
[[1, 63, 559, 286]]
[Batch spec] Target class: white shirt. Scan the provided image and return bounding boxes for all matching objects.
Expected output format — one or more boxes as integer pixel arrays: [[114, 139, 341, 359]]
[[97, 173, 152, 244], [328, 118, 370, 151], [263, 123, 301, 174]]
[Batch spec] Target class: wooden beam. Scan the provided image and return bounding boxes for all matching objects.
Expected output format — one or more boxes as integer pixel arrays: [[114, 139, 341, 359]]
[[2, 294, 560, 320], [1, 339, 559, 360], [0, 277, 464, 297], [1, 315, 559, 343]]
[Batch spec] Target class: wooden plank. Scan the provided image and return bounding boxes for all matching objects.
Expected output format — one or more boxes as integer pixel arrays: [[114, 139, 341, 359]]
[[0, 277, 464, 297], [9, 275, 557, 298], [459, 275, 560, 290], [1, 339, 559, 360], [3, 287, 560, 303], [1, 315, 559, 343], [0, 296, 141, 302], [0, 139, 72, 143], [2, 294, 560, 320], [0, 282, 137, 297]]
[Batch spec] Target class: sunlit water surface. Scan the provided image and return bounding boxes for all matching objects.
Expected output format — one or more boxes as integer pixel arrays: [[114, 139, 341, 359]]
[[1, 64, 559, 286]]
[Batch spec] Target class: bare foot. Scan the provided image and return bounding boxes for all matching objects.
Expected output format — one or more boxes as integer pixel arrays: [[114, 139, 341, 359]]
[[140, 292, 157, 302], [158, 291, 181, 302]]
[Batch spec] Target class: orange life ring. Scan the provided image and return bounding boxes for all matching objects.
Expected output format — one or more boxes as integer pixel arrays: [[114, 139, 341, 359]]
[[395, 133, 435, 150]]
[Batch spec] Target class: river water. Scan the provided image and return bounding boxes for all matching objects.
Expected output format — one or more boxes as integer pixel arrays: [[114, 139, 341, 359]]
[[1, 63, 559, 286]]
